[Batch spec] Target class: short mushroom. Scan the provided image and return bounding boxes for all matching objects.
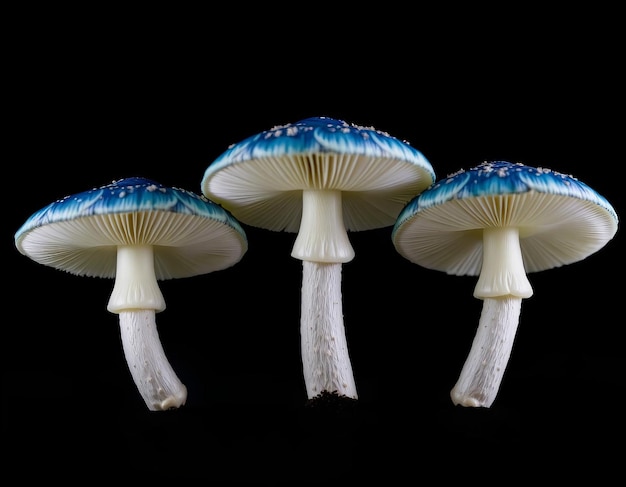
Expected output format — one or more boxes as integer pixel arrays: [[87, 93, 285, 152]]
[[201, 116, 435, 400], [14, 176, 248, 411], [392, 160, 618, 407]]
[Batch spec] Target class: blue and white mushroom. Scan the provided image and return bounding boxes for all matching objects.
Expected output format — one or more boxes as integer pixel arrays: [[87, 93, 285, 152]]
[[202, 116, 435, 400], [15, 176, 248, 411], [392, 160, 618, 407]]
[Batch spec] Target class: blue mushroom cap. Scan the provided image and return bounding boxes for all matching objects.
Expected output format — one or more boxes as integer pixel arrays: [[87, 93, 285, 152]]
[[409, 161, 617, 218], [201, 116, 436, 232], [392, 161, 619, 275], [208, 116, 434, 172], [15, 177, 248, 279]]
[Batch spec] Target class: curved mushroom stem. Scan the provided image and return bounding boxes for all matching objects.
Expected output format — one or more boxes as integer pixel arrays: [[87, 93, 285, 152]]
[[300, 260, 358, 399], [108, 245, 186, 411], [119, 310, 187, 411], [450, 296, 522, 408], [451, 226, 532, 407]]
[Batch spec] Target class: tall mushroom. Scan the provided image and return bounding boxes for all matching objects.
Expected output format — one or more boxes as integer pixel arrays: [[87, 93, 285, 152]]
[[14, 176, 248, 411], [392, 160, 618, 407], [201, 116, 435, 400]]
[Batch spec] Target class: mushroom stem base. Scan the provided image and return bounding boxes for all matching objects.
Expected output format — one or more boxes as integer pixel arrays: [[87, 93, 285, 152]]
[[450, 296, 521, 408], [119, 310, 187, 411]]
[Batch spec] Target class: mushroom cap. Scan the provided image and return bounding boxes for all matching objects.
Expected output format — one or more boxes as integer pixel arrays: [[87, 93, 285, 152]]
[[392, 160, 619, 275], [201, 116, 436, 232], [15, 176, 248, 279]]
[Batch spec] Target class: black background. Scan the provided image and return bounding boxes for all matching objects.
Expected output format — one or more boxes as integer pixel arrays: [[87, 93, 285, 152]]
[[5, 7, 624, 483]]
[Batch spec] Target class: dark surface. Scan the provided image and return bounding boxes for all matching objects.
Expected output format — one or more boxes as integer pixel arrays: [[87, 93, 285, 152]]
[[5, 8, 624, 483]]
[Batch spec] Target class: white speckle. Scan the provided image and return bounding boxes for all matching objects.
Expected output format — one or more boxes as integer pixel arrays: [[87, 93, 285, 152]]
[[119, 191, 126, 198], [447, 168, 465, 178]]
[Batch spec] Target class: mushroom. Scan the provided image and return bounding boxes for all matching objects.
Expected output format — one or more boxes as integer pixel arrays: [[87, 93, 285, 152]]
[[201, 116, 435, 400], [14, 176, 248, 411], [392, 160, 618, 407]]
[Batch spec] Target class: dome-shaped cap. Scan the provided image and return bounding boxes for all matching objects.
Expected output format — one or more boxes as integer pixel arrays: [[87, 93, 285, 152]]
[[392, 161, 618, 275], [15, 176, 248, 279], [202, 116, 436, 233]]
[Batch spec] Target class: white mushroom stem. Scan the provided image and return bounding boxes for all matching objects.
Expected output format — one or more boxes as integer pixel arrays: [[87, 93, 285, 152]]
[[451, 226, 533, 407], [292, 190, 355, 263], [107, 245, 187, 411], [119, 310, 187, 411], [301, 260, 357, 399], [450, 297, 521, 407]]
